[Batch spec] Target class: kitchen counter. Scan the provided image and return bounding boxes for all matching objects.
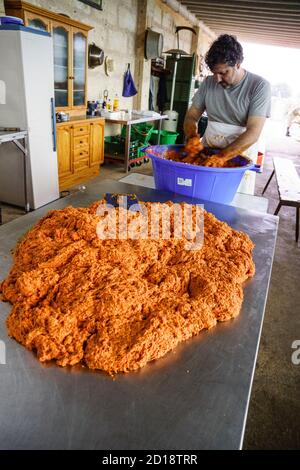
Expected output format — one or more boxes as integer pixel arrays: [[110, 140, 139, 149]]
[[56, 115, 104, 126], [0, 180, 278, 450]]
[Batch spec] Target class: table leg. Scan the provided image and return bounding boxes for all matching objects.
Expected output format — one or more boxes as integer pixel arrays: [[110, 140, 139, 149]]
[[296, 206, 299, 243], [157, 118, 162, 145], [23, 136, 30, 212], [274, 202, 282, 216], [12, 137, 30, 213], [125, 123, 131, 173], [262, 170, 275, 195]]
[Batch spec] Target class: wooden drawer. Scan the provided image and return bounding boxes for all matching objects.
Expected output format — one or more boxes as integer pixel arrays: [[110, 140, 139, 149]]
[[74, 147, 89, 161], [74, 135, 89, 149], [74, 159, 89, 171], [73, 123, 90, 136]]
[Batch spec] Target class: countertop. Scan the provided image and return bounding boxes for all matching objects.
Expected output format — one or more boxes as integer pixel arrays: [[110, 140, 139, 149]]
[[56, 115, 104, 126], [0, 180, 278, 450]]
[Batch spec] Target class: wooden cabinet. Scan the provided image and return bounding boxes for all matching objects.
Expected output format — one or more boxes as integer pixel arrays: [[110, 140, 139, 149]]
[[25, 11, 50, 32], [56, 125, 73, 178], [4, 1, 92, 113], [56, 118, 104, 191], [90, 121, 105, 166]]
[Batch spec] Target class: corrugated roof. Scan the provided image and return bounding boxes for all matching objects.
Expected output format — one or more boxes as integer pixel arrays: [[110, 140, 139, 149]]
[[180, 0, 300, 48]]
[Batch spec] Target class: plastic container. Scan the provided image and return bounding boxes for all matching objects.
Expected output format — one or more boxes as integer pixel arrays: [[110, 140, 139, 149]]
[[143, 144, 254, 203], [0, 16, 24, 25], [162, 110, 178, 132], [150, 129, 179, 145], [113, 94, 119, 111], [107, 99, 112, 111], [104, 135, 139, 159], [121, 123, 154, 145]]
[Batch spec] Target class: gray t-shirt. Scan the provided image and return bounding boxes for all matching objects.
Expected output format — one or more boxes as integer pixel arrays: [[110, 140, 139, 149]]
[[192, 71, 271, 127]]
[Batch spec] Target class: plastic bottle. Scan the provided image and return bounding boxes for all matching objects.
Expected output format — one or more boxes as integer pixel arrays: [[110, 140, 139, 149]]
[[107, 99, 112, 111], [113, 94, 119, 112]]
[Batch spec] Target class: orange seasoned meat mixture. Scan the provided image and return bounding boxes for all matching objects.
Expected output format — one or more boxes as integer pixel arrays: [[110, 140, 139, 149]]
[[0, 201, 255, 375]]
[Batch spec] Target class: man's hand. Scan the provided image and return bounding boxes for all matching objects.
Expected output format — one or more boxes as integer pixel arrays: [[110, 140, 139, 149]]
[[184, 135, 204, 156], [205, 150, 232, 167]]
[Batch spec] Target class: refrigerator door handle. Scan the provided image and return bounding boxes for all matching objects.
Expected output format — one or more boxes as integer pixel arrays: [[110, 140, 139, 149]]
[[51, 97, 57, 152]]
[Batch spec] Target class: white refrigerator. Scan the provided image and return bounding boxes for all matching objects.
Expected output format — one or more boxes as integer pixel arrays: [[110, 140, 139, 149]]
[[0, 24, 59, 209]]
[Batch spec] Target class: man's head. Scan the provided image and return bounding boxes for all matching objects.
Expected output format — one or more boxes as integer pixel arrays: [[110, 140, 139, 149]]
[[205, 35, 244, 88]]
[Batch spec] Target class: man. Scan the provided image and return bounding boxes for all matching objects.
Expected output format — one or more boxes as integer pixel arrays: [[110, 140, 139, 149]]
[[184, 34, 271, 167]]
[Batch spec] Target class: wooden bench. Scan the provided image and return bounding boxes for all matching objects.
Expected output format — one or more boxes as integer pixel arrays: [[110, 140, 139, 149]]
[[262, 157, 300, 242]]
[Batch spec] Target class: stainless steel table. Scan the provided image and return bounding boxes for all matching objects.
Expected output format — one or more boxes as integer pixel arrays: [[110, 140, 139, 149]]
[[104, 114, 168, 172], [0, 129, 29, 216], [0, 180, 278, 450]]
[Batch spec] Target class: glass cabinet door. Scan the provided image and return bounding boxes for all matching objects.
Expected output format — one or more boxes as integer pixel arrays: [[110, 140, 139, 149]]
[[73, 31, 87, 106], [25, 12, 50, 32], [27, 18, 48, 31], [53, 25, 69, 108]]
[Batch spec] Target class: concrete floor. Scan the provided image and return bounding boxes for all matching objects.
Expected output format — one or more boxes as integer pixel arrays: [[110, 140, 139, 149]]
[[243, 126, 300, 450], [0, 122, 299, 449]]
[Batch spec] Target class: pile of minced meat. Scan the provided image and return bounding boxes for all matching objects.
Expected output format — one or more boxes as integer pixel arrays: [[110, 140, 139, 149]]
[[0, 200, 255, 375]]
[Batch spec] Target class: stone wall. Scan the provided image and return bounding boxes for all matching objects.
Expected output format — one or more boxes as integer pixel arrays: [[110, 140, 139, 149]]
[[1, 0, 139, 110], [0, 0, 215, 125]]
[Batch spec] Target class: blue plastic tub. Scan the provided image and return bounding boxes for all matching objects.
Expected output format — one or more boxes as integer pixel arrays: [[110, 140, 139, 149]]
[[143, 144, 254, 203]]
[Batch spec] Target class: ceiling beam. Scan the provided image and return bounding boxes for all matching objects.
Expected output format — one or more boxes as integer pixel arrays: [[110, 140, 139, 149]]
[[181, 0, 300, 6], [197, 17, 300, 31], [194, 17, 300, 30], [187, 8, 300, 21], [179, 0, 300, 48], [208, 26, 300, 40], [209, 31, 300, 47], [183, 1, 300, 15]]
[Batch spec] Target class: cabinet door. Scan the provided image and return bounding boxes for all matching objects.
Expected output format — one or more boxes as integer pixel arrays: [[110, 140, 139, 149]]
[[57, 126, 73, 177], [24, 12, 50, 32], [90, 121, 104, 166], [72, 29, 88, 108], [52, 23, 71, 109]]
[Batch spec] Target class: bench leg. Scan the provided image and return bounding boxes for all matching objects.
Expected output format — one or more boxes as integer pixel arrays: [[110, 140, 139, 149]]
[[274, 202, 282, 216], [296, 206, 299, 243], [262, 170, 275, 195]]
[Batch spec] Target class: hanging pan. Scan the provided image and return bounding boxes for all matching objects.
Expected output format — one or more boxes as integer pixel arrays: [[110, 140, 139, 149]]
[[88, 42, 104, 68]]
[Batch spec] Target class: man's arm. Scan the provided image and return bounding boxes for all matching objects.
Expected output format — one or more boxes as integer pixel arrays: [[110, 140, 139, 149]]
[[183, 105, 205, 139], [206, 116, 266, 166]]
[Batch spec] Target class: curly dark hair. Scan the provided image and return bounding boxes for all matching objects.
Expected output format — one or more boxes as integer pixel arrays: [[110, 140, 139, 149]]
[[205, 34, 244, 70]]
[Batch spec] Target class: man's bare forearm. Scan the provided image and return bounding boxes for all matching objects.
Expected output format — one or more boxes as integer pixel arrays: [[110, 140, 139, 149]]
[[183, 116, 199, 139], [219, 128, 258, 159], [183, 105, 204, 140], [219, 116, 266, 160]]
